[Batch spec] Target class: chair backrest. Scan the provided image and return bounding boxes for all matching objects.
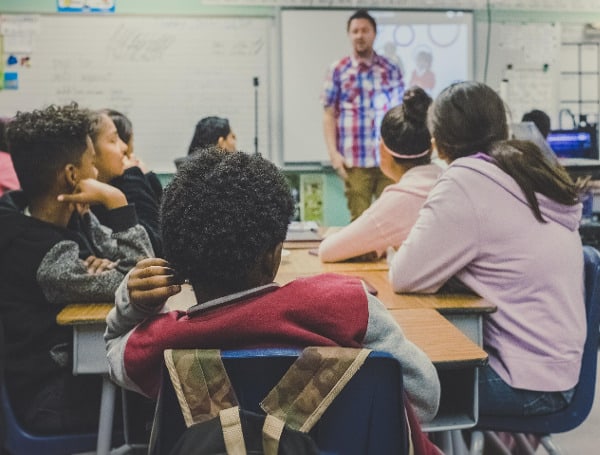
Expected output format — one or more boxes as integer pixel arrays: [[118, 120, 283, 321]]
[[148, 348, 408, 455], [0, 317, 98, 455], [477, 245, 600, 433]]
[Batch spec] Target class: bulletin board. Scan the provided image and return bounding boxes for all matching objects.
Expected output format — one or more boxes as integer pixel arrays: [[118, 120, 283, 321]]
[[0, 14, 271, 172]]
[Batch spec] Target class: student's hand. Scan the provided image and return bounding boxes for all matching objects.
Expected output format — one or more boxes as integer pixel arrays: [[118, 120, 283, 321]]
[[127, 258, 182, 314], [123, 153, 149, 174], [330, 152, 348, 180], [84, 255, 119, 274], [58, 178, 127, 210]]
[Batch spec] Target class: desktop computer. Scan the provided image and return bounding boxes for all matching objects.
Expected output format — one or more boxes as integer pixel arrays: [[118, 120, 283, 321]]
[[547, 127, 598, 160]]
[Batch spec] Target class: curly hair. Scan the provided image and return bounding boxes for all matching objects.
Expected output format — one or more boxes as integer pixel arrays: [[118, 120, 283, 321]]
[[187, 117, 231, 155], [7, 103, 90, 199], [161, 148, 294, 293]]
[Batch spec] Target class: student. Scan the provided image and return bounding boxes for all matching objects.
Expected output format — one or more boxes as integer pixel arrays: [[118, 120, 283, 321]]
[[188, 116, 237, 153], [0, 104, 153, 433], [0, 118, 20, 196], [389, 81, 585, 418], [105, 148, 440, 424], [319, 87, 442, 262], [102, 108, 163, 201], [174, 116, 237, 169], [88, 110, 163, 256], [522, 109, 551, 139]]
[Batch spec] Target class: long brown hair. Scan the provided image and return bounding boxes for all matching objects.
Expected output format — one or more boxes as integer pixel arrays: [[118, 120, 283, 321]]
[[489, 140, 579, 222], [428, 81, 579, 222]]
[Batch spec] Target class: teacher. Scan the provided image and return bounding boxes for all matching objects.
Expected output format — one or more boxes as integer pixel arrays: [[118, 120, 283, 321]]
[[322, 9, 405, 220]]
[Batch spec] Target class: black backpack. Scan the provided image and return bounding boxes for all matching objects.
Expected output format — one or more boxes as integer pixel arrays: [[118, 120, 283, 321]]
[[156, 347, 372, 455]]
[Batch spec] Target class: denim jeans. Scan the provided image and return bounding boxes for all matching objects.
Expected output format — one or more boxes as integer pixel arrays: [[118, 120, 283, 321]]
[[479, 365, 574, 416]]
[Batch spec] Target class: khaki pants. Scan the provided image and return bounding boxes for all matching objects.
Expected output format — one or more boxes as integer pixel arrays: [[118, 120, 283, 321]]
[[343, 167, 394, 221]]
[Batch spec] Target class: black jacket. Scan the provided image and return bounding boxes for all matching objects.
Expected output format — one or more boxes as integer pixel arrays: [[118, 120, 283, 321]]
[[0, 190, 153, 419]]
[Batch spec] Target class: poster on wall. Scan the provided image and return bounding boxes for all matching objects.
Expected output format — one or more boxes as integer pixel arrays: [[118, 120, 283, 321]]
[[57, 0, 115, 13]]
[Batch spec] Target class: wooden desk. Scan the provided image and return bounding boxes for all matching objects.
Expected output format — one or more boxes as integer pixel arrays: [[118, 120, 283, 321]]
[[277, 269, 496, 346], [57, 303, 117, 455], [277, 248, 388, 278], [391, 309, 486, 434], [57, 302, 486, 439]]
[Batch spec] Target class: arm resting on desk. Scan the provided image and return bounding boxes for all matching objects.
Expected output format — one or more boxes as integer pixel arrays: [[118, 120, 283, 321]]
[[364, 292, 440, 422], [39, 209, 154, 304]]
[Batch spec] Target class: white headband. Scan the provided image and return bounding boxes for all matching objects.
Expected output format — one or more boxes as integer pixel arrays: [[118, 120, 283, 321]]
[[382, 139, 430, 159]]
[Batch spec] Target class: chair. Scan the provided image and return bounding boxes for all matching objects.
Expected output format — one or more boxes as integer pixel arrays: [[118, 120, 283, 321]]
[[148, 348, 408, 455], [0, 317, 98, 455], [470, 245, 600, 455]]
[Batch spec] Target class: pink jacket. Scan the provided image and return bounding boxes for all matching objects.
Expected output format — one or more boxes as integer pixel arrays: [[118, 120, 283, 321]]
[[390, 156, 585, 392], [0, 152, 19, 196], [319, 164, 442, 262]]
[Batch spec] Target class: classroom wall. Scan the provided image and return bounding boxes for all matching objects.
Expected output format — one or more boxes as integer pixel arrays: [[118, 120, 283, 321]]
[[3, 0, 600, 226]]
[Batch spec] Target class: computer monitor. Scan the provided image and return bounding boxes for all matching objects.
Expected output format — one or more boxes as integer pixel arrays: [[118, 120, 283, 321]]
[[547, 128, 598, 159]]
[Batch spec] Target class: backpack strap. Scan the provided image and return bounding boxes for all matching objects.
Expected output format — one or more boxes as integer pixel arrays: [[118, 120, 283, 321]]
[[260, 346, 371, 454], [164, 349, 239, 427]]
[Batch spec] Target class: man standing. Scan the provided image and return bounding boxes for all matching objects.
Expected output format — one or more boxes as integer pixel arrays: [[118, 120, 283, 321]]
[[322, 9, 404, 220]]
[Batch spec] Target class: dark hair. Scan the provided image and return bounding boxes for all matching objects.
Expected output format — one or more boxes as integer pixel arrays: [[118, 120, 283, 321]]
[[161, 148, 294, 293], [187, 116, 231, 155], [101, 109, 133, 144], [428, 81, 509, 161], [7, 103, 90, 199], [522, 109, 551, 139], [488, 140, 579, 222], [380, 86, 432, 166], [347, 9, 376, 33], [87, 110, 107, 144]]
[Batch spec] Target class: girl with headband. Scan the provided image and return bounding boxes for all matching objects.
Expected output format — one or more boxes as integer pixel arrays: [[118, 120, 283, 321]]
[[319, 87, 443, 262]]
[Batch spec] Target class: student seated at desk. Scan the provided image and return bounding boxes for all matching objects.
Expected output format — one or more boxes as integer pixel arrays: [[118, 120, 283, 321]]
[[102, 108, 163, 202], [318, 87, 442, 262], [105, 148, 440, 425], [173, 116, 237, 169], [87, 109, 163, 256], [0, 104, 154, 433], [389, 81, 585, 418]]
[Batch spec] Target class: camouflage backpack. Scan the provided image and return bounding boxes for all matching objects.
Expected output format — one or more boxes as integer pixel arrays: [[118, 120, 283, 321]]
[[161, 347, 372, 455]]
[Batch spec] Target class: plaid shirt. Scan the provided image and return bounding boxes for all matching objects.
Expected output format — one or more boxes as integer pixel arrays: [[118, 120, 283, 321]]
[[322, 52, 404, 168]]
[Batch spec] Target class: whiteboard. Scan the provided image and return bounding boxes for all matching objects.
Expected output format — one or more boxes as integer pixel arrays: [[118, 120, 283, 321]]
[[280, 9, 473, 164], [0, 15, 271, 173]]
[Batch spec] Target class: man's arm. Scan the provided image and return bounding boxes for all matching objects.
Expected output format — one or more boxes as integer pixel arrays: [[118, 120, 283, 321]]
[[323, 107, 348, 180]]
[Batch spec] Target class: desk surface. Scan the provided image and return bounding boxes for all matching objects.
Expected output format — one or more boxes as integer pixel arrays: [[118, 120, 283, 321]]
[[392, 309, 487, 367], [278, 248, 389, 274], [56, 303, 486, 367], [276, 269, 495, 315]]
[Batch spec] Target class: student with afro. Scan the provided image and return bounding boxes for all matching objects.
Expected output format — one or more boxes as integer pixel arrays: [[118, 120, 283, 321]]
[[105, 147, 440, 424]]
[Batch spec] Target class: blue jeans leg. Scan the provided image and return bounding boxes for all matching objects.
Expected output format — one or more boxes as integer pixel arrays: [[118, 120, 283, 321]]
[[478, 365, 572, 416]]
